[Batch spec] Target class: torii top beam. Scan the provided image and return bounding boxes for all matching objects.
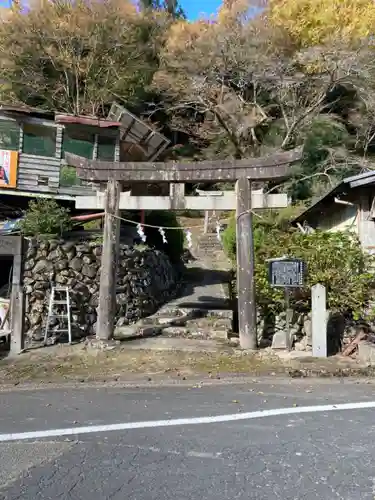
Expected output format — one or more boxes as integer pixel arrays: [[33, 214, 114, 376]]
[[65, 148, 302, 183]]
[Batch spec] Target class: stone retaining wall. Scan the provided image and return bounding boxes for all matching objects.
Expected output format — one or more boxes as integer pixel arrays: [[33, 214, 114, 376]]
[[258, 309, 368, 353], [23, 238, 178, 343]]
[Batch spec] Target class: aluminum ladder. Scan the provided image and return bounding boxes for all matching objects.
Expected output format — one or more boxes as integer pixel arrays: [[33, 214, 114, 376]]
[[44, 286, 72, 345]]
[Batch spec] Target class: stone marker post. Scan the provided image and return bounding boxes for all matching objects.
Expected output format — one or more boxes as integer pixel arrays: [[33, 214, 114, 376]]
[[311, 283, 327, 357]]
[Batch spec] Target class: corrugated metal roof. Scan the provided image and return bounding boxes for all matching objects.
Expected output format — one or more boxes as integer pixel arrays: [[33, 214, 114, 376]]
[[343, 170, 375, 183]]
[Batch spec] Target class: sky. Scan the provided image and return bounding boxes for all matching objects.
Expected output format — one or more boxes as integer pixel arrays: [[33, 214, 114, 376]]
[[180, 0, 222, 20], [0, 0, 225, 19]]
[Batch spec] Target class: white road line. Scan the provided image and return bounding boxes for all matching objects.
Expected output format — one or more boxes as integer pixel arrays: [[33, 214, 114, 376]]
[[0, 401, 375, 443]]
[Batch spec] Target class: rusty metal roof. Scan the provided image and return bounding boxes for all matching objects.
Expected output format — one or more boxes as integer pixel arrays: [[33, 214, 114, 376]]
[[55, 114, 121, 128], [0, 104, 121, 128], [0, 104, 54, 118]]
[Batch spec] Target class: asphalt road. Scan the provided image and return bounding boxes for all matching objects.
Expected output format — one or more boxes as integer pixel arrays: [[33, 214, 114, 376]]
[[1, 378, 375, 499]]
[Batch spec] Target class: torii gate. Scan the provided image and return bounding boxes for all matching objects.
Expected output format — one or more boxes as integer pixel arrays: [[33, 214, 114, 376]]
[[66, 148, 302, 349]]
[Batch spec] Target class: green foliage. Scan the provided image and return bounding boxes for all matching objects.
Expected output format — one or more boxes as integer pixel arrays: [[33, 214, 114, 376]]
[[19, 199, 73, 236], [60, 166, 80, 187], [222, 215, 236, 263], [304, 116, 349, 160], [222, 205, 305, 263], [289, 115, 353, 200], [83, 219, 102, 230], [222, 209, 374, 317], [139, 0, 186, 18], [91, 235, 104, 245]]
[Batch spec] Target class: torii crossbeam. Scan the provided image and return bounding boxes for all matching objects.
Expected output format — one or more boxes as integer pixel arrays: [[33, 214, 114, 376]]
[[67, 148, 302, 349], [65, 148, 302, 183]]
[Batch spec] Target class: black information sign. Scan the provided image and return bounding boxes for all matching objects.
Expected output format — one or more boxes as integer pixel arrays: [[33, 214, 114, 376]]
[[268, 258, 306, 288]]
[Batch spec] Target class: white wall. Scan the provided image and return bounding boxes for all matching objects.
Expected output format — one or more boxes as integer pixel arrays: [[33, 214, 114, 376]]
[[317, 203, 358, 234]]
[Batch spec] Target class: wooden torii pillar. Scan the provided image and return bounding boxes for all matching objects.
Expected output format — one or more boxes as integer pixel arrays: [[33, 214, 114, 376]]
[[66, 149, 301, 349]]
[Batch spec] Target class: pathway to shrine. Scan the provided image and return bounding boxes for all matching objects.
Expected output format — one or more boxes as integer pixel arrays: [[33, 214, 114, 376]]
[[165, 224, 230, 312], [113, 220, 234, 344]]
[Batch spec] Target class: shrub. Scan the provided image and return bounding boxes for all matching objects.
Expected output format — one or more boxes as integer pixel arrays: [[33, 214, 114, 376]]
[[222, 209, 375, 318], [222, 215, 236, 262], [223, 205, 305, 262], [19, 199, 73, 236]]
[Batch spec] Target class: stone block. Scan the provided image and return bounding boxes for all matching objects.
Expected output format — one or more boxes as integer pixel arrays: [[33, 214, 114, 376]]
[[294, 336, 310, 352], [358, 341, 375, 366], [271, 330, 290, 350], [113, 325, 161, 340], [113, 325, 139, 339], [208, 330, 228, 340]]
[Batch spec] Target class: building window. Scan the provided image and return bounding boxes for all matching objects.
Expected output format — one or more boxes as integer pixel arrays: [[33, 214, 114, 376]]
[[37, 176, 49, 186], [97, 135, 116, 161], [23, 124, 57, 157], [62, 127, 95, 159], [0, 120, 20, 151]]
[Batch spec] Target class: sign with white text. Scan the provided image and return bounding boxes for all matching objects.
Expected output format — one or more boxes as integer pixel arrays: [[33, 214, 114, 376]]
[[268, 258, 306, 288]]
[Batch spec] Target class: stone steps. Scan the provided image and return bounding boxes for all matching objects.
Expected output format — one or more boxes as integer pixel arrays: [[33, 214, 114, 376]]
[[197, 234, 223, 257], [114, 311, 231, 342]]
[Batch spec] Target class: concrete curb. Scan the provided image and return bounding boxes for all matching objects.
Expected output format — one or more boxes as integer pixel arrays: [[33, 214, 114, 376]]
[[0, 373, 374, 394]]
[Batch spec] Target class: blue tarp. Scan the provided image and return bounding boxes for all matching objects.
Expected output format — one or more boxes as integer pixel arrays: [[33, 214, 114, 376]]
[[0, 218, 22, 235]]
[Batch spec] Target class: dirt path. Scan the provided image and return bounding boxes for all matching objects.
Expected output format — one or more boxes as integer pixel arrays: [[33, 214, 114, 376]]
[[0, 340, 373, 389]]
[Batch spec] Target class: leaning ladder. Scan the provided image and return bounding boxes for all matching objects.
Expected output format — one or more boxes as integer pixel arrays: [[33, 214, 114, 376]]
[[44, 286, 72, 345]]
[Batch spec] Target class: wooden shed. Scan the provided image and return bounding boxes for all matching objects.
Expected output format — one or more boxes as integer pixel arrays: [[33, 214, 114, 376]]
[[0, 104, 170, 203]]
